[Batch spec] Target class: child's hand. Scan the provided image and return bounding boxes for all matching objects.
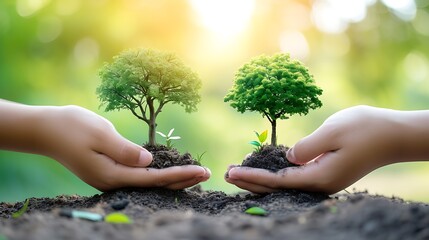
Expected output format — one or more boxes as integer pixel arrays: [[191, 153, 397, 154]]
[[40, 105, 211, 191], [225, 105, 429, 194], [0, 100, 210, 191]]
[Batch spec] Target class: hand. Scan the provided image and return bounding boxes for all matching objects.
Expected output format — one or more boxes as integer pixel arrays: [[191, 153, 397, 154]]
[[225, 105, 429, 194], [0, 100, 210, 191], [38, 105, 211, 191]]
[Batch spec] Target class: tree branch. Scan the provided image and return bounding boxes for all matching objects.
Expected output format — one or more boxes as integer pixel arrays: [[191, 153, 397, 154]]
[[263, 110, 273, 123]]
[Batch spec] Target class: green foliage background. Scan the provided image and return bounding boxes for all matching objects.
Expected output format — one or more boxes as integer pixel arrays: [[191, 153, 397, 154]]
[[1, 0, 429, 202]]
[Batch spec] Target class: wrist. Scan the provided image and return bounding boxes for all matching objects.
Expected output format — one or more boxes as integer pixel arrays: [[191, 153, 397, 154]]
[[394, 110, 429, 163], [0, 100, 48, 154]]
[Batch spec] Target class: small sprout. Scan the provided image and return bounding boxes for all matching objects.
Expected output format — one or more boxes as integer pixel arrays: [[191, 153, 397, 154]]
[[195, 151, 207, 164], [244, 206, 268, 216], [12, 199, 30, 218], [157, 128, 181, 149], [249, 130, 268, 152], [105, 213, 133, 224]]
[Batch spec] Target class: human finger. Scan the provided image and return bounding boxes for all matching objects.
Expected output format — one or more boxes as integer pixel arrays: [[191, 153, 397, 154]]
[[96, 132, 153, 167], [113, 165, 207, 188], [225, 177, 277, 193], [287, 123, 340, 165]]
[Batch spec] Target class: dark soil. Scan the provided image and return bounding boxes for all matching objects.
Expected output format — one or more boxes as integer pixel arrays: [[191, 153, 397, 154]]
[[242, 145, 298, 172], [1, 187, 429, 240], [144, 144, 200, 169]]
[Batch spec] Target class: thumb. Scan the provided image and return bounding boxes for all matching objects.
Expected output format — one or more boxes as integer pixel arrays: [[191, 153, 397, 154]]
[[287, 124, 339, 165], [97, 133, 153, 167]]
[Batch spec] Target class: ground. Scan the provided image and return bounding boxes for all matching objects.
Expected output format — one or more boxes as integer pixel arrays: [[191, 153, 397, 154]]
[[1, 187, 428, 240]]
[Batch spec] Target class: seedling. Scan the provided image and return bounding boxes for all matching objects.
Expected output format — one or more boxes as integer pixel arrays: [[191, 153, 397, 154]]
[[156, 128, 181, 149], [195, 151, 207, 164], [97, 48, 201, 146], [249, 130, 268, 152], [225, 53, 322, 146], [12, 199, 29, 218]]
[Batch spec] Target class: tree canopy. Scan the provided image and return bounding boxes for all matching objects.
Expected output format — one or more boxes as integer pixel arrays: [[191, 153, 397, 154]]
[[97, 48, 201, 145], [224, 53, 322, 145]]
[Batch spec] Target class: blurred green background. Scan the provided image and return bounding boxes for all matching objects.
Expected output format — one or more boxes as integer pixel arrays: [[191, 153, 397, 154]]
[[1, 0, 429, 203]]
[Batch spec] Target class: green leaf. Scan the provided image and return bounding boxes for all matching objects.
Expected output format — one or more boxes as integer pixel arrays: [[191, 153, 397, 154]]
[[249, 141, 261, 147], [156, 131, 167, 138], [169, 136, 181, 140], [105, 213, 133, 224], [167, 128, 175, 137], [245, 207, 268, 216], [12, 199, 30, 218], [258, 130, 268, 143], [254, 131, 260, 138]]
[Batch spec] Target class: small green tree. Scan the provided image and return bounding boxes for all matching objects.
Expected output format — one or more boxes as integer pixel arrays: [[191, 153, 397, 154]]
[[97, 48, 201, 146], [224, 53, 322, 146]]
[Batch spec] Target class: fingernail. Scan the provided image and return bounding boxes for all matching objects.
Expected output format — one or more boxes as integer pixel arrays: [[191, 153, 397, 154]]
[[139, 149, 153, 166], [204, 167, 212, 177], [225, 165, 238, 179], [226, 167, 239, 180], [286, 147, 296, 163]]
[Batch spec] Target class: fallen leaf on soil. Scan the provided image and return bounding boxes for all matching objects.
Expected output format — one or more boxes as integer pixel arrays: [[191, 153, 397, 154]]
[[244, 206, 268, 216], [105, 213, 133, 224]]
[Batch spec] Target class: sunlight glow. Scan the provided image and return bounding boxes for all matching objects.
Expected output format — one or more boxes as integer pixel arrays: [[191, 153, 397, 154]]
[[403, 52, 429, 83], [279, 31, 309, 60], [189, 0, 255, 41], [37, 17, 62, 43], [311, 0, 375, 34], [381, 0, 416, 21], [73, 38, 99, 66], [16, 0, 50, 17]]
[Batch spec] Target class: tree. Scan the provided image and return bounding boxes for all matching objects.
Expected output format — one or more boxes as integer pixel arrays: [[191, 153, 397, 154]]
[[224, 53, 322, 146], [97, 48, 201, 146]]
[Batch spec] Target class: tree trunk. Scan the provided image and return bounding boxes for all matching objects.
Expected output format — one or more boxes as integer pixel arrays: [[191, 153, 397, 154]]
[[271, 119, 277, 146], [148, 119, 156, 146], [147, 100, 157, 146]]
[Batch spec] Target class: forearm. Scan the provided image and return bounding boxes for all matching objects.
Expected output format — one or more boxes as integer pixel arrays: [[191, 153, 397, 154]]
[[396, 110, 429, 162], [0, 99, 48, 154]]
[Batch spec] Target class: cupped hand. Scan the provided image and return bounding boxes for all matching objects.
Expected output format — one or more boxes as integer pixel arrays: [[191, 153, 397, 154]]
[[225, 105, 407, 194], [36, 105, 210, 191]]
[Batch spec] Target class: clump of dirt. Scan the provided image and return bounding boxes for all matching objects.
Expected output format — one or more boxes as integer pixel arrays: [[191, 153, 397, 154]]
[[242, 145, 298, 172], [144, 144, 200, 169]]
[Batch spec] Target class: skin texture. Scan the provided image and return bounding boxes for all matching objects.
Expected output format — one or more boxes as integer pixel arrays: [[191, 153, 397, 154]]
[[226, 105, 429, 194], [0, 99, 210, 191]]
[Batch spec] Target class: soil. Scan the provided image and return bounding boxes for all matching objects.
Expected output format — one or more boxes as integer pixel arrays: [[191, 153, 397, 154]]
[[2, 146, 428, 239], [144, 144, 200, 169], [242, 145, 298, 172], [1, 187, 429, 240]]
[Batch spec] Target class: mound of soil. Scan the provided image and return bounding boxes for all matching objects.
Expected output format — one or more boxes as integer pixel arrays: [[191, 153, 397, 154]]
[[144, 144, 200, 169], [1, 187, 428, 240], [242, 145, 298, 172]]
